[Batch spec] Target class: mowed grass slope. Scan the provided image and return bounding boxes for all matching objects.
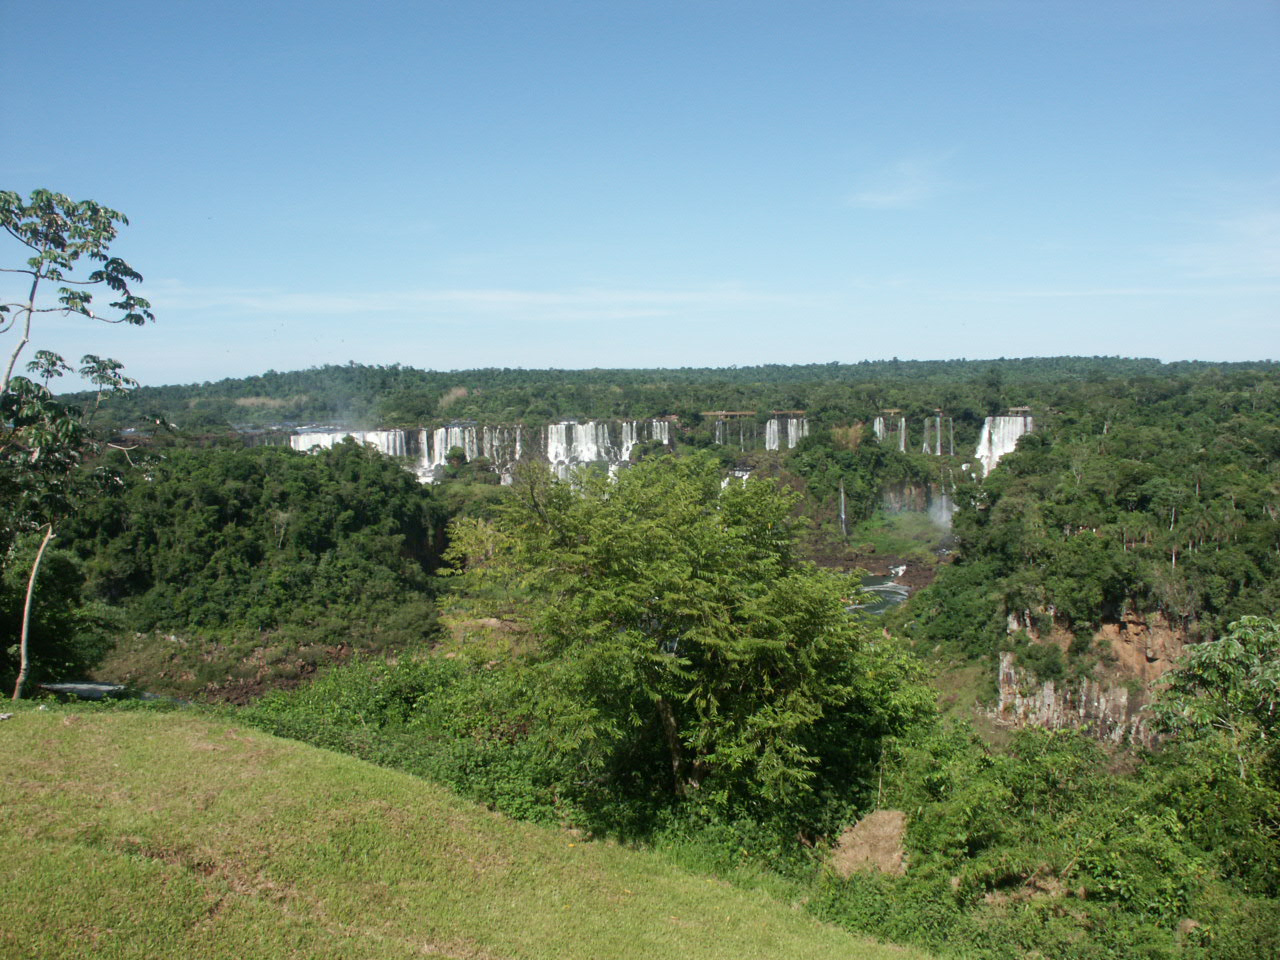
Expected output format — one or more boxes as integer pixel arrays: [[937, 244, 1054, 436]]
[[1, 708, 929, 960]]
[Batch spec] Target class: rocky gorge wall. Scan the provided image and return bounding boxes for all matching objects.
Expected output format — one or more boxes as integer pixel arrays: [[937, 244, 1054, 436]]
[[990, 612, 1187, 747], [880, 481, 957, 529]]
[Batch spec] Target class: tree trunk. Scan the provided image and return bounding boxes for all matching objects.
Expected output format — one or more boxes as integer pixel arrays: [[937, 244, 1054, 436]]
[[12, 524, 55, 701], [655, 697, 686, 797], [1, 273, 41, 396]]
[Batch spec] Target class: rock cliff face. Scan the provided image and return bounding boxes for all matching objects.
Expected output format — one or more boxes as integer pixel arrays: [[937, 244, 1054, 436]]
[[993, 652, 1155, 746], [880, 481, 956, 528], [1095, 612, 1186, 683], [990, 613, 1187, 747]]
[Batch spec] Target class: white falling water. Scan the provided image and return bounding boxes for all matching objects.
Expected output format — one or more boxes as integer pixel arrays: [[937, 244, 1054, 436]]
[[544, 421, 618, 479], [411, 424, 523, 483], [620, 421, 639, 461], [765, 419, 781, 451], [786, 417, 809, 448], [974, 415, 1034, 476], [871, 417, 905, 451], [480, 425, 522, 464], [416, 429, 434, 479], [429, 425, 479, 468], [614, 420, 668, 462], [921, 417, 953, 455], [292, 416, 821, 484], [479, 424, 522, 483], [545, 422, 570, 469], [764, 417, 808, 452], [928, 489, 956, 528], [711, 419, 747, 449], [290, 429, 408, 458]]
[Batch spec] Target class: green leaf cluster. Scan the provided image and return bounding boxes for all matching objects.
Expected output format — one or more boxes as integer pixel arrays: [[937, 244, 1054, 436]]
[[58, 440, 447, 638], [814, 719, 1280, 958], [447, 454, 934, 830]]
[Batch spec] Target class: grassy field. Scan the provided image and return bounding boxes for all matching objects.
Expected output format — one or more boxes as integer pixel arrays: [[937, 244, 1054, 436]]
[[0, 706, 930, 960]]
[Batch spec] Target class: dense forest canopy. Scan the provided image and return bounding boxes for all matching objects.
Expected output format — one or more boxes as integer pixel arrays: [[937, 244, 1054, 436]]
[[1, 441, 449, 698], [47, 356, 1280, 659], [67, 356, 1279, 434], [897, 363, 1280, 648]]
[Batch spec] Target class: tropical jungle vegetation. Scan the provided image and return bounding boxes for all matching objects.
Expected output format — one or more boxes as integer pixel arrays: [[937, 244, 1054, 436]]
[[4, 190, 1280, 958]]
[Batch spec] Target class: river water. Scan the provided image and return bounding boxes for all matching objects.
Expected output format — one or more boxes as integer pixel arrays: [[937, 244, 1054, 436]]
[[849, 575, 911, 616]]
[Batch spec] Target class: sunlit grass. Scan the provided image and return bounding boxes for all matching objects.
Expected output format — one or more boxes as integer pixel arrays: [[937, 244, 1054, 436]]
[[1, 706, 930, 960]]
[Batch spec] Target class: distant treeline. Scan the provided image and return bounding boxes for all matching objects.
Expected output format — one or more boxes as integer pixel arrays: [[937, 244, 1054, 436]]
[[65, 356, 1279, 433]]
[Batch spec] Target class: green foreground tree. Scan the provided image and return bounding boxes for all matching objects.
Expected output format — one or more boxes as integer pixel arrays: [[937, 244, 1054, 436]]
[[1149, 617, 1280, 894], [1, 189, 150, 697], [448, 454, 933, 825]]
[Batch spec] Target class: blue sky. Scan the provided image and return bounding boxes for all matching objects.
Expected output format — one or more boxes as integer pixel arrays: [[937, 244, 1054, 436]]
[[3, 0, 1277, 388]]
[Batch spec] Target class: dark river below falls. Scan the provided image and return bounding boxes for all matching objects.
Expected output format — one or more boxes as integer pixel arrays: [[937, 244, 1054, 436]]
[[850, 575, 911, 616]]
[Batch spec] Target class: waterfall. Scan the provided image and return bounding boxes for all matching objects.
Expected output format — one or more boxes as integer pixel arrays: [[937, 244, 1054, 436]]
[[480, 425, 522, 483], [545, 422, 570, 475], [928, 489, 956, 528], [290, 429, 408, 457], [411, 423, 521, 482], [872, 416, 905, 451], [290, 415, 821, 484], [765, 418, 781, 451], [712, 419, 749, 450], [544, 421, 618, 479], [974, 415, 1034, 476], [571, 422, 605, 464], [786, 417, 809, 448], [764, 417, 807, 452], [620, 421, 639, 461], [429, 425, 479, 468], [921, 416, 953, 455]]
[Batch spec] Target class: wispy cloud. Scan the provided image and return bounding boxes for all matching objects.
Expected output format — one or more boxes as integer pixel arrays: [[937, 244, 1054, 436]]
[[846, 154, 954, 210], [942, 282, 1280, 303], [141, 280, 807, 323]]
